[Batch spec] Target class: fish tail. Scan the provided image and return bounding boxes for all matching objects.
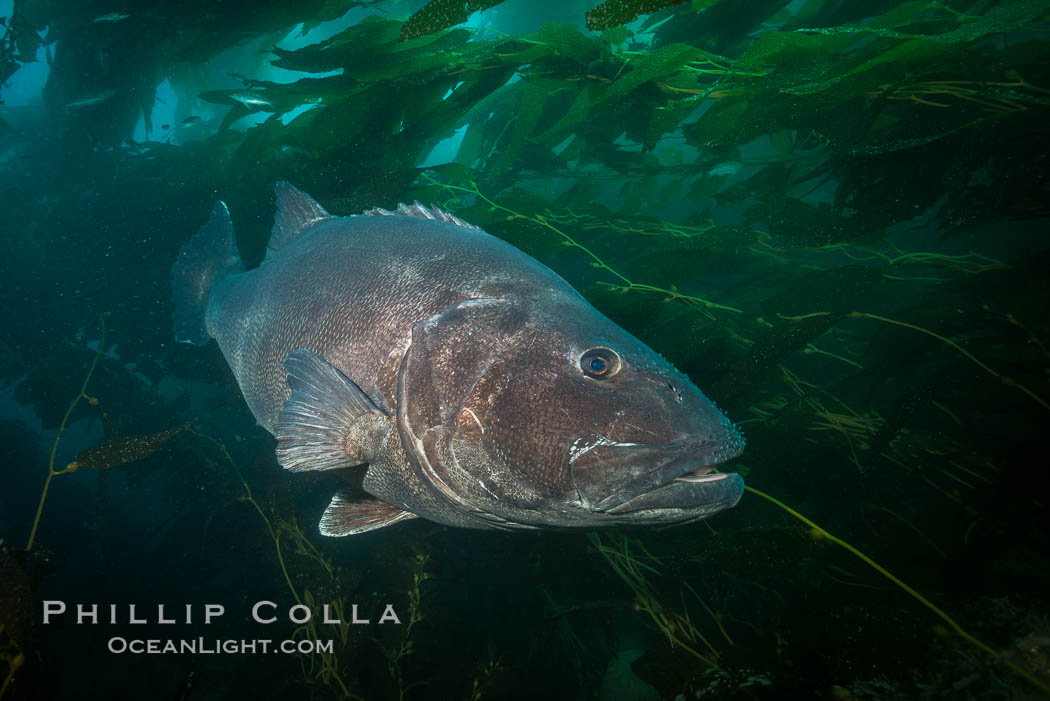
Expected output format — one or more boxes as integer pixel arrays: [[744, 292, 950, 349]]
[[171, 201, 244, 345]]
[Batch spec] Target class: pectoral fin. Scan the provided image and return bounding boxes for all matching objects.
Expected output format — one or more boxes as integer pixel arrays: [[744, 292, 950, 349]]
[[276, 349, 390, 472], [319, 492, 418, 536]]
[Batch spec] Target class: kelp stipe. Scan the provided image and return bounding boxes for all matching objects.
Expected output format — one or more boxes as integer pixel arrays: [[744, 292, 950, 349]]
[[190, 428, 359, 698], [0, 622, 25, 700], [24, 314, 107, 553], [7, 316, 106, 699], [589, 532, 726, 669], [191, 427, 437, 700], [743, 484, 1050, 696]]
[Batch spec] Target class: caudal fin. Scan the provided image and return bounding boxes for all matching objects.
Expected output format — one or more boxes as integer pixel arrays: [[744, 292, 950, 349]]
[[171, 201, 244, 345]]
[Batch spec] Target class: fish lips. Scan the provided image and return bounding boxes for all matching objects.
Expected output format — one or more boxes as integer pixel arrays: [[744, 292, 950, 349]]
[[571, 435, 745, 516]]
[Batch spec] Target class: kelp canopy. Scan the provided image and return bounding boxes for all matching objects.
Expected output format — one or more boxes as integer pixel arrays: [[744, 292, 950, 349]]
[[2, 0, 1049, 699]]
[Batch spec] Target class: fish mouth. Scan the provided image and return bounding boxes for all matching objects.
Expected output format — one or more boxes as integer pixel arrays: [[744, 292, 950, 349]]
[[570, 433, 745, 518]]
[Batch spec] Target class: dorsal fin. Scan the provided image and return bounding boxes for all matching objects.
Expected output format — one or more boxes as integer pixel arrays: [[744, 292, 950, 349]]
[[363, 201, 483, 232], [264, 182, 331, 263]]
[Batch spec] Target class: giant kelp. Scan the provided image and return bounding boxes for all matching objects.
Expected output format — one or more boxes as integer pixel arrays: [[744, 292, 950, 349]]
[[2, 0, 1050, 699], [0, 549, 30, 701]]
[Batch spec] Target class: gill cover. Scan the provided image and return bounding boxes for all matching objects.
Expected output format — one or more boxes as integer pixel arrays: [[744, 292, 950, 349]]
[[396, 298, 526, 521]]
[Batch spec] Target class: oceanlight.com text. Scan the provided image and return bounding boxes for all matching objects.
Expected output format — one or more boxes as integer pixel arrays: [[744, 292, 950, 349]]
[[107, 637, 335, 655]]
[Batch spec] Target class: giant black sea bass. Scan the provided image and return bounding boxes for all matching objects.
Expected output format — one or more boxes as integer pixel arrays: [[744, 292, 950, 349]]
[[171, 183, 745, 536]]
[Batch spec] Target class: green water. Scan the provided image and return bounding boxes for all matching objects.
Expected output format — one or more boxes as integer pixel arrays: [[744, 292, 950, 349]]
[[1, 1, 1049, 699]]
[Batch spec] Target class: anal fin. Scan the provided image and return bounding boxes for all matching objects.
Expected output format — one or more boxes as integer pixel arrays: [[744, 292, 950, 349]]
[[320, 492, 418, 536], [276, 349, 390, 472]]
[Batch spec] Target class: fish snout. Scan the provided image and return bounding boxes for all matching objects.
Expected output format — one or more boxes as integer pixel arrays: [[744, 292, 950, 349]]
[[569, 427, 744, 516]]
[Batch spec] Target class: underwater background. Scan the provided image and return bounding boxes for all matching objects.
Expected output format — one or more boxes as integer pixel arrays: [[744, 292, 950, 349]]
[[2, 0, 1050, 699]]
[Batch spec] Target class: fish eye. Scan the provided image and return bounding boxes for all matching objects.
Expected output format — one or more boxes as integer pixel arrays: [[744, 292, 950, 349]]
[[579, 347, 621, 380]]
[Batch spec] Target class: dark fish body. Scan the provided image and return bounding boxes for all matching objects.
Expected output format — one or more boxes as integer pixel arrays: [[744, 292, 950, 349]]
[[172, 184, 744, 536]]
